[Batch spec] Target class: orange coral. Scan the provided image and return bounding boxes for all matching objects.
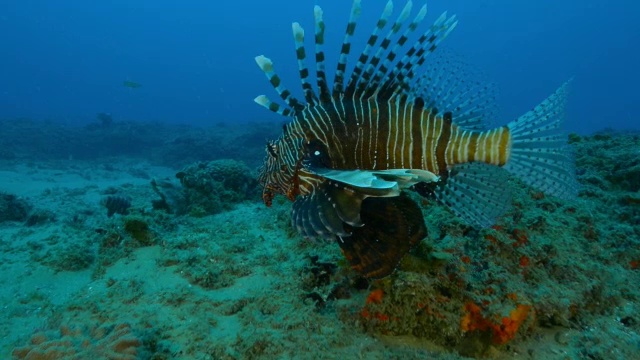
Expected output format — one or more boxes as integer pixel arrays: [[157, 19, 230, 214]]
[[461, 301, 532, 345], [366, 289, 384, 304], [361, 289, 390, 322]]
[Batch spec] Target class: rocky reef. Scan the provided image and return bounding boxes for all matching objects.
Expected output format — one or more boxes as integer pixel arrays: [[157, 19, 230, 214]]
[[300, 131, 640, 358], [0, 192, 31, 223], [3, 129, 638, 359], [174, 159, 259, 217]]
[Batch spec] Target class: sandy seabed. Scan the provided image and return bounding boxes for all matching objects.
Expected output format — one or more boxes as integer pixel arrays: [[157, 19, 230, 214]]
[[1, 131, 639, 360]]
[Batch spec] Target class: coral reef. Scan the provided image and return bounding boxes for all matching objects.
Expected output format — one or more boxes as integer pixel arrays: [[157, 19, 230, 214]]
[[12, 323, 141, 360], [175, 159, 258, 216], [0, 192, 31, 223]]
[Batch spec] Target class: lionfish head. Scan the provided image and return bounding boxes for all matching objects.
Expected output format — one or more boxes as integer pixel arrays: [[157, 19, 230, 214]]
[[258, 138, 296, 207]]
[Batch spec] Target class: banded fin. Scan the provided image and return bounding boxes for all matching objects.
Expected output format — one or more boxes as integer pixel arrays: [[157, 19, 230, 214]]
[[435, 162, 512, 228], [332, 0, 362, 97], [345, 0, 394, 97], [255, 1, 460, 116], [378, 11, 458, 99], [338, 194, 427, 278], [383, 12, 458, 97], [292, 22, 317, 105], [254, 95, 294, 117], [254, 56, 305, 113], [291, 180, 369, 231], [364, 1, 417, 96], [504, 81, 579, 199], [292, 189, 349, 241], [314, 5, 331, 103]]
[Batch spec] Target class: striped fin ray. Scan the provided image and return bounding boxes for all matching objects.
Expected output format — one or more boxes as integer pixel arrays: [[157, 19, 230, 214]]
[[332, 0, 363, 98], [435, 163, 512, 228], [414, 50, 499, 129], [504, 81, 579, 199], [253, 95, 294, 117], [362, 1, 414, 97], [292, 22, 317, 105], [254, 55, 305, 113], [373, 3, 431, 96], [383, 12, 458, 98], [314, 5, 331, 103], [344, 0, 394, 98]]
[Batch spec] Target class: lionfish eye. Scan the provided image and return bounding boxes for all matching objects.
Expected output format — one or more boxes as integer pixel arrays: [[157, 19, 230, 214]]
[[266, 142, 278, 158]]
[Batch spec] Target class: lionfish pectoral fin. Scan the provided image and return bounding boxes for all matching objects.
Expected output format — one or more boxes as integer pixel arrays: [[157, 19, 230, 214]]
[[312, 169, 399, 196], [434, 162, 512, 228], [292, 190, 349, 241], [338, 194, 427, 279], [311, 168, 438, 195], [373, 169, 440, 189], [291, 180, 367, 240]]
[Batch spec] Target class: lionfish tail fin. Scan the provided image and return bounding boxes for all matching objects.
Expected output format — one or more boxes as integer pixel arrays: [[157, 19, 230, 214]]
[[435, 163, 512, 228], [504, 81, 579, 199]]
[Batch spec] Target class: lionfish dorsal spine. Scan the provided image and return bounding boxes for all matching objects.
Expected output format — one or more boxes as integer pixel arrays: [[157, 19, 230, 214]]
[[254, 94, 294, 117], [360, 1, 415, 98], [385, 12, 459, 99], [373, 2, 428, 96], [344, 0, 394, 98], [254, 55, 304, 115], [313, 5, 332, 103], [332, 0, 363, 99], [255, 0, 463, 116], [292, 22, 318, 106]]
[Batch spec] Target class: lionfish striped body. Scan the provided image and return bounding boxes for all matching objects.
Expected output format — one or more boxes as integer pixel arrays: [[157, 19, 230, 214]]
[[255, 1, 577, 278]]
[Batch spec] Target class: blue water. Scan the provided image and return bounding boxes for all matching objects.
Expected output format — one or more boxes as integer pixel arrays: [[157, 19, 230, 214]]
[[0, 0, 638, 134]]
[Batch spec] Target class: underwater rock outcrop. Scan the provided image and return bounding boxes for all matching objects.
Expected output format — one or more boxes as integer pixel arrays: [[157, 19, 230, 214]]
[[0, 192, 31, 223], [175, 159, 258, 217]]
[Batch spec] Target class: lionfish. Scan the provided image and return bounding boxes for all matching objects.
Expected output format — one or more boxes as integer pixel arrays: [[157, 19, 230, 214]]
[[254, 1, 577, 278]]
